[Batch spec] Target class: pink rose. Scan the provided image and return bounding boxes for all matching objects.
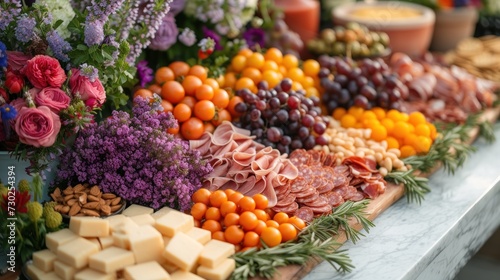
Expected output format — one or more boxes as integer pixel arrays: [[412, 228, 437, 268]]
[[34, 87, 71, 113], [7, 51, 32, 72], [69, 68, 106, 107], [24, 55, 67, 89], [10, 98, 28, 113], [14, 106, 61, 148]]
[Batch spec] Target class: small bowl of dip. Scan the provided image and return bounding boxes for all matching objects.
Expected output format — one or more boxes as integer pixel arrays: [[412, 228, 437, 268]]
[[333, 1, 435, 57]]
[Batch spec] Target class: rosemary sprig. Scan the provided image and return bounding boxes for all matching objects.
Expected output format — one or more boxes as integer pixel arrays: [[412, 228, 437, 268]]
[[478, 120, 495, 143], [385, 170, 430, 204], [230, 200, 373, 280]]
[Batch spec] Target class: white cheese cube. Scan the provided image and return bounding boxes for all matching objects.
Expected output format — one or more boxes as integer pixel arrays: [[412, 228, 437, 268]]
[[26, 262, 47, 280], [159, 258, 179, 274], [155, 211, 194, 237], [54, 260, 78, 280], [45, 229, 79, 253], [70, 216, 109, 237], [196, 258, 235, 280], [124, 261, 170, 280], [44, 271, 63, 279], [129, 213, 156, 226], [98, 236, 115, 249], [105, 215, 130, 233], [185, 227, 211, 245], [86, 237, 103, 250], [199, 240, 235, 268], [89, 246, 135, 274], [163, 232, 203, 271], [129, 225, 164, 263], [33, 249, 57, 272], [57, 237, 100, 269], [123, 204, 154, 217], [151, 207, 176, 220], [74, 268, 116, 280], [170, 270, 204, 280]]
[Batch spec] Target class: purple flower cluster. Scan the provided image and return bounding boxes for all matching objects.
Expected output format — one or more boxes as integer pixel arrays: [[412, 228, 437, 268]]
[[84, 20, 105, 46], [0, 0, 22, 32], [136, 60, 153, 87], [55, 97, 212, 211], [128, 0, 171, 63], [84, 0, 125, 47], [46, 30, 72, 62], [149, 14, 179, 51], [14, 15, 36, 43], [79, 63, 99, 82], [178, 28, 196, 46]]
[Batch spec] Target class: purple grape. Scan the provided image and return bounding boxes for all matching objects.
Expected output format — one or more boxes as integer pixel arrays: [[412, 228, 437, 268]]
[[280, 135, 292, 146], [318, 68, 330, 78], [250, 109, 261, 121], [235, 102, 248, 113], [303, 136, 316, 149], [269, 97, 280, 109], [277, 92, 289, 105], [291, 139, 303, 150], [276, 110, 289, 122], [289, 109, 301, 121], [287, 96, 300, 109], [353, 95, 370, 109], [301, 114, 315, 127], [360, 85, 377, 101], [313, 122, 326, 134], [257, 80, 269, 90], [338, 89, 350, 104], [298, 126, 310, 139], [255, 100, 267, 111], [280, 78, 293, 92], [315, 135, 328, 146], [267, 127, 282, 142]]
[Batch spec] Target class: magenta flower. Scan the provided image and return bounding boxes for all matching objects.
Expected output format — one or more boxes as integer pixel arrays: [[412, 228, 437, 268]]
[[202, 27, 222, 51], [243, 28, 266, 51], [136, 60, 153, 87]]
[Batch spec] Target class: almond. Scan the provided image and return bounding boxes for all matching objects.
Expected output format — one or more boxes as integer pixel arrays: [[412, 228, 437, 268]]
[[100, 205, 111, 216], [64, 194, 75, 202], [83, 202, 100, 209], [54, 204, 63, 212], [68, 203, 81, 216], [67, 199, 77, 206], [61, 205, 70, 214], [63, 187, 73, 195], [110, 204, 122, 212], [73, 184, 85, 193], [105, 199, 112, 206], [111, 197, 121, 206], [74, 213, 86, 217], [88, 195, 100, 202], [50, 193, 60, 203], [78, 193, 88, 205], [53, 187, 61, 197], [81, 209, 100, 217], [102, 193, 116, 199], [99, 198, 106, 206], [90, 185, 101, 196]]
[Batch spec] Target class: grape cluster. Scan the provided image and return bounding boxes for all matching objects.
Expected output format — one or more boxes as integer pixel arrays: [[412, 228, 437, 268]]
[[267, 18, 304, 58], [474, 15, 500, 37], [233, 79, 329, 154], [307, 22, 390, 58], [318, 55, 409, 114]]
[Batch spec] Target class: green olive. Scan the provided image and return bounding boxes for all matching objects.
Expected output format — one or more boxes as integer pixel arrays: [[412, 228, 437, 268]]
[[370, 31, 380, 43], [371, 42, 385, 55], [347, 41, 361, 57], [332, 42, 346, 56], [320, 29, 336, 44], [379, 32, 390, 46]]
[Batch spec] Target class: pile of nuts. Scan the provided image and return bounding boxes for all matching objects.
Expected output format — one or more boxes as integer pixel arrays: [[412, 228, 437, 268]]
[[50, 184, 124, 217]]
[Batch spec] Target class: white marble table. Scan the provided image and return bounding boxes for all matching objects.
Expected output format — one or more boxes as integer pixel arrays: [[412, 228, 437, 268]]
[[304, 127, 500, 280]]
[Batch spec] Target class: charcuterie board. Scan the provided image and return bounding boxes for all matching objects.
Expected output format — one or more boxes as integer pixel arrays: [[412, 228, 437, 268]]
[[263, 106, 500, 280]]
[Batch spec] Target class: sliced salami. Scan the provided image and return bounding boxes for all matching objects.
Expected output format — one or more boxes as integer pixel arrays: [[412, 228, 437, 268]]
[[316, 181, 335, 194], [272, 201, 299, 214], [350, 177, 365, 186], [324, 191, 344, 207], [295, 186, 316, 198], [333, 165, 349, 175], [296, 192, 320, 204], [310, 204, 332, 214], [304, 196, 329, 207], [275, 194, 296, 207], [290, 178, 308, 193], [348, 191, 366, 201], [332, 176, 348, 188], [294, 207, 314, 222]]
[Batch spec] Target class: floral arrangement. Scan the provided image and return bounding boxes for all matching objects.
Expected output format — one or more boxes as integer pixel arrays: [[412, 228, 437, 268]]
[[0, 50, 102, 184], [144, 0, 281, 77], [0, 180, 63, 264], [55, 97, 213, 211]]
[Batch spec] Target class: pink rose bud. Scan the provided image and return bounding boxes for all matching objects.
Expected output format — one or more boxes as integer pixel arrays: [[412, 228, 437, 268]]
[[13, 106, 61, 147], [5, 73, 24, 94], [69, 68, 106, 107], [84, 98, 99, 108]]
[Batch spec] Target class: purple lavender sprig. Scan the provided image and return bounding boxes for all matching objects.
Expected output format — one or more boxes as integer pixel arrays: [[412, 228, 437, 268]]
[[55, 97, 212, 211], [0, 0, 22, 32], [46, 30, 72, 62]]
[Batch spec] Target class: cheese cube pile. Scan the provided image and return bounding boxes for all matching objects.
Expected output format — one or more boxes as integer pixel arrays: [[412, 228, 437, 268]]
[[26, 204, 236, 280]]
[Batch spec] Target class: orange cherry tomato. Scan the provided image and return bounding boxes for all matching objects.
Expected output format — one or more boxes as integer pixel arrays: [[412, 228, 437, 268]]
[[180, 117, 204, 140], [261, 227, 282, 247]]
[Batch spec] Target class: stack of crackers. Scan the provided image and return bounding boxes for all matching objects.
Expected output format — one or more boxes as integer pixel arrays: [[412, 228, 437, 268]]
[[444, 36, 500, 82]]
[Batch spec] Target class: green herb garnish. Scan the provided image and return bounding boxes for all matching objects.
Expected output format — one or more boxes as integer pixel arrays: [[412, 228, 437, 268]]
[[385, 170, 430, 204]]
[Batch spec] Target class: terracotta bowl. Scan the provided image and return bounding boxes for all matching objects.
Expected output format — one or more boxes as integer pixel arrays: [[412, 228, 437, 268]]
[[333, 1, 435, 57]]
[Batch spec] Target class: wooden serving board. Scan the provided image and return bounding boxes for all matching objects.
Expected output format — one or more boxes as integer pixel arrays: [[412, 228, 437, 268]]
[[265, 107, 500, 280]]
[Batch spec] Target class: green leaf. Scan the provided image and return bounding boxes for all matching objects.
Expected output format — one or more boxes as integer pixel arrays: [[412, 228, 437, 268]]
[[52, 19, 64, 29], [76, 44, 88, 51]]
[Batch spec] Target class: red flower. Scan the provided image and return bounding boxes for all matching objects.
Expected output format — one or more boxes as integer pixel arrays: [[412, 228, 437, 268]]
[[198, 49, 214, 60], [5, 71, 24, 94], [1, 189, 31, 214], [24, 55, 66, 89]]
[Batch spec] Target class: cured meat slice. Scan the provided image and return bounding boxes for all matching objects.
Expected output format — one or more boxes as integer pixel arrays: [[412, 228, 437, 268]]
[[295, 186, 316, 198], [324, 192, 344, 207], [332, 176, 348, 188], [304, 196, 328, 207], [294, 207, 314, 222], [272, 201, 299, 215], [316, 181, 335, 194], [350, 177, 365, 186], [296, 193, 320, 204], [309, 204, 332, 214], [348, 191, 365, 201], [275, 194, 296, 207], [333, 185, 358, 200], [290, 178, 308, 193], [333, 165, 349, 175]]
